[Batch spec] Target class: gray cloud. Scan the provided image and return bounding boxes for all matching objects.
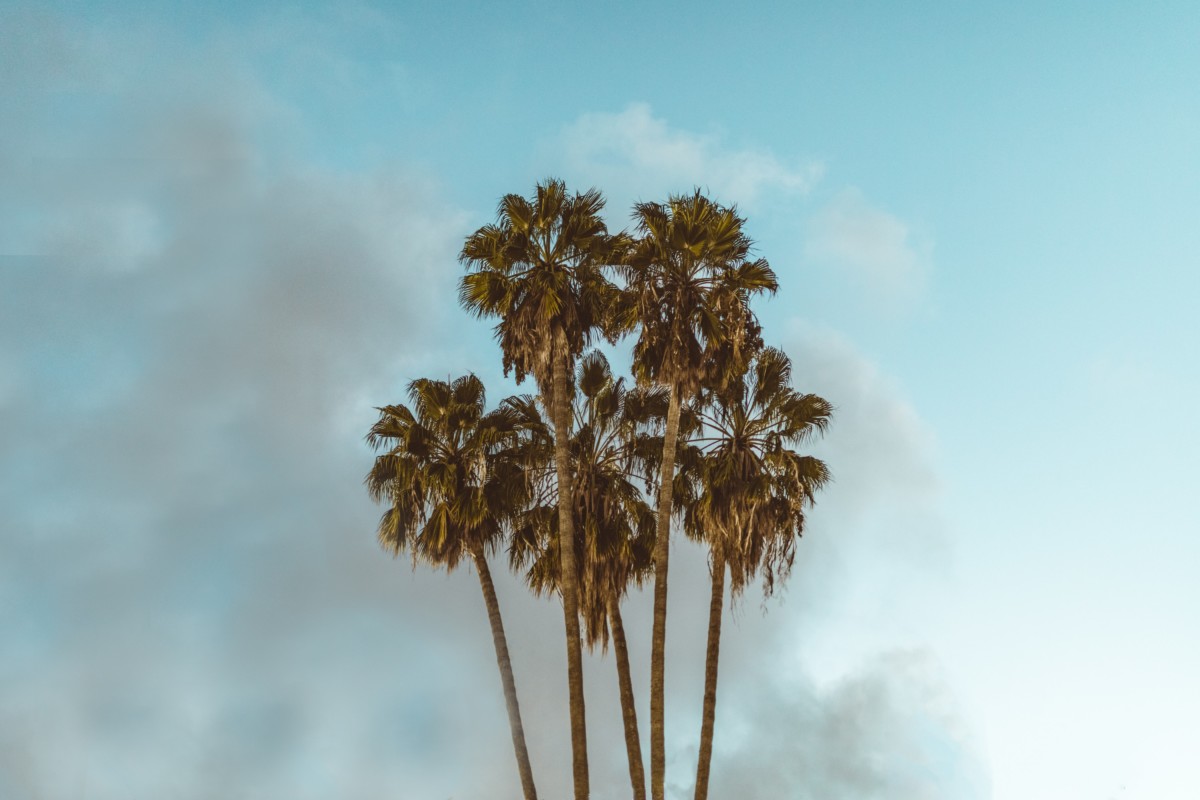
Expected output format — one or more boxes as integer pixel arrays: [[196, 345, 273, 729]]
[[0, 11, 483, 799], [707, 649, 988, 800], [0, 9, 983, 799]]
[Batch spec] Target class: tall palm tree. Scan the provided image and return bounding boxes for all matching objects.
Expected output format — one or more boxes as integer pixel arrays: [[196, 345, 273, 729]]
[[617, 190, 778, 800], [510, 351, 663, 800], [681, 348, 832, 800], [459, 180, 622, 798], [364, 375, 542, 800]]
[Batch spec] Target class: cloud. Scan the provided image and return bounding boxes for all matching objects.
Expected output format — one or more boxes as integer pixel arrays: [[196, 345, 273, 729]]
[[0, 10, 488, 799], [709, 649, 987, 800], [805, 188, 932, 304], [786, 324, 942, 522], [0, 9, 975, 800], [553, 102, 823, 213], [635, 326, 971, 799]]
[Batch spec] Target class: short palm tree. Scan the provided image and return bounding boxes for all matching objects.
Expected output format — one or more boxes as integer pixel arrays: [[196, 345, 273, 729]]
[[510, 351, 663, 800], [459, 179, 622, 799], [364, 375, 541, 800], [617, 190, 778, 800], [681, 347, 832, 800]]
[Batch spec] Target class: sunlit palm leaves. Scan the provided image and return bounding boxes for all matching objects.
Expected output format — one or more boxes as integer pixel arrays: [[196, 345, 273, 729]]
[[365, 374, 533, 567], [459, 179, 622, 389], [617, 189, 777, 396], [684, 346, 832, 596], [513, 350, 662, 647]]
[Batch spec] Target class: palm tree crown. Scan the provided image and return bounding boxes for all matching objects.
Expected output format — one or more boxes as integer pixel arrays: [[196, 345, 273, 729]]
[[685, 346, 833, 596], [459, 178, 621, 390], [513, 350, 661, 647], [618, 189, 778, 396], [365, 374, 533, 567]]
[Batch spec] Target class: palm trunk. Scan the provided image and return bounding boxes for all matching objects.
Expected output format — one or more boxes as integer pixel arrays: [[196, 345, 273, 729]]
[[692, 548, 725, 800], [650, 386, 682, 800], [472, 547, 539, 800], [553, 328, 589, 799], [610, 599, 647, 800]]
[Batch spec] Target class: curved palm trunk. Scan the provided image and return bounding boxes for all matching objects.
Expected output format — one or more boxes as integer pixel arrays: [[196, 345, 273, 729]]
[[650, 387, 682, 800], [553, 329, 590, 799], [610, 599, 647, 800], [692, 548, 726, 800], [472, 547, 539, 800]]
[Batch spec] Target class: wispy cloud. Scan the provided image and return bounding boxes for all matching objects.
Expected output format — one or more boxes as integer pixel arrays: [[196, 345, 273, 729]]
[[553, 102, 823, 213], [805, 188, 932, 306]]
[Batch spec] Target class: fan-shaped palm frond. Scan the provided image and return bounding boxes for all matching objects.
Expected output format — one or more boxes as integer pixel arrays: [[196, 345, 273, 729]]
[[459, 179, 623, 391]]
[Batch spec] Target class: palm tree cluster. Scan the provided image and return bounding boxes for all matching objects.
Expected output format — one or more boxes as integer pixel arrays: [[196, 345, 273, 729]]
[[365, 179, 833, 800]]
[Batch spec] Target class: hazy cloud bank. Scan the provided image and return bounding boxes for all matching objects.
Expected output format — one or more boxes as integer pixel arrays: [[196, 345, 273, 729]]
[[709, 650, 986, 800], [0, 9, 473, 798], [1, 9, 981, 799]]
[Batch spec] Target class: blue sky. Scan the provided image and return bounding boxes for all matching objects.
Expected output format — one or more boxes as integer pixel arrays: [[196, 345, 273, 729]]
[[2, 2, 1198, 798]]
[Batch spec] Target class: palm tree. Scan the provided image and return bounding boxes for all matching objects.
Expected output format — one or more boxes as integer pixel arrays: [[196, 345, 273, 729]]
[[364, 375, 542, 800], [510, 351, 663, 800], [681, 348, 832, 800], [459, 180, 622, 799], [617, 190, 778, 800]]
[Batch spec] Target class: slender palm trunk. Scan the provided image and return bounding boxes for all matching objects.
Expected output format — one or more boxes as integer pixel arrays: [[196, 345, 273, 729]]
[[610, 599, 647, 800], [692, 548, 726, 800], [650, 387, 682, 800], [472, 547, 539, 800], [552, 328, 589, 799]]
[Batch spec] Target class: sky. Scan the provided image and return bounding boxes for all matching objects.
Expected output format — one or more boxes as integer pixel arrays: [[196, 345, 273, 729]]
[[1, 1, 1198, 798]]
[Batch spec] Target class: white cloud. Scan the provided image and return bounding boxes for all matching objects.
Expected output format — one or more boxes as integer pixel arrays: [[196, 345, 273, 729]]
[[805, 188, 931, 304], [553, 102, 823, 212]]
